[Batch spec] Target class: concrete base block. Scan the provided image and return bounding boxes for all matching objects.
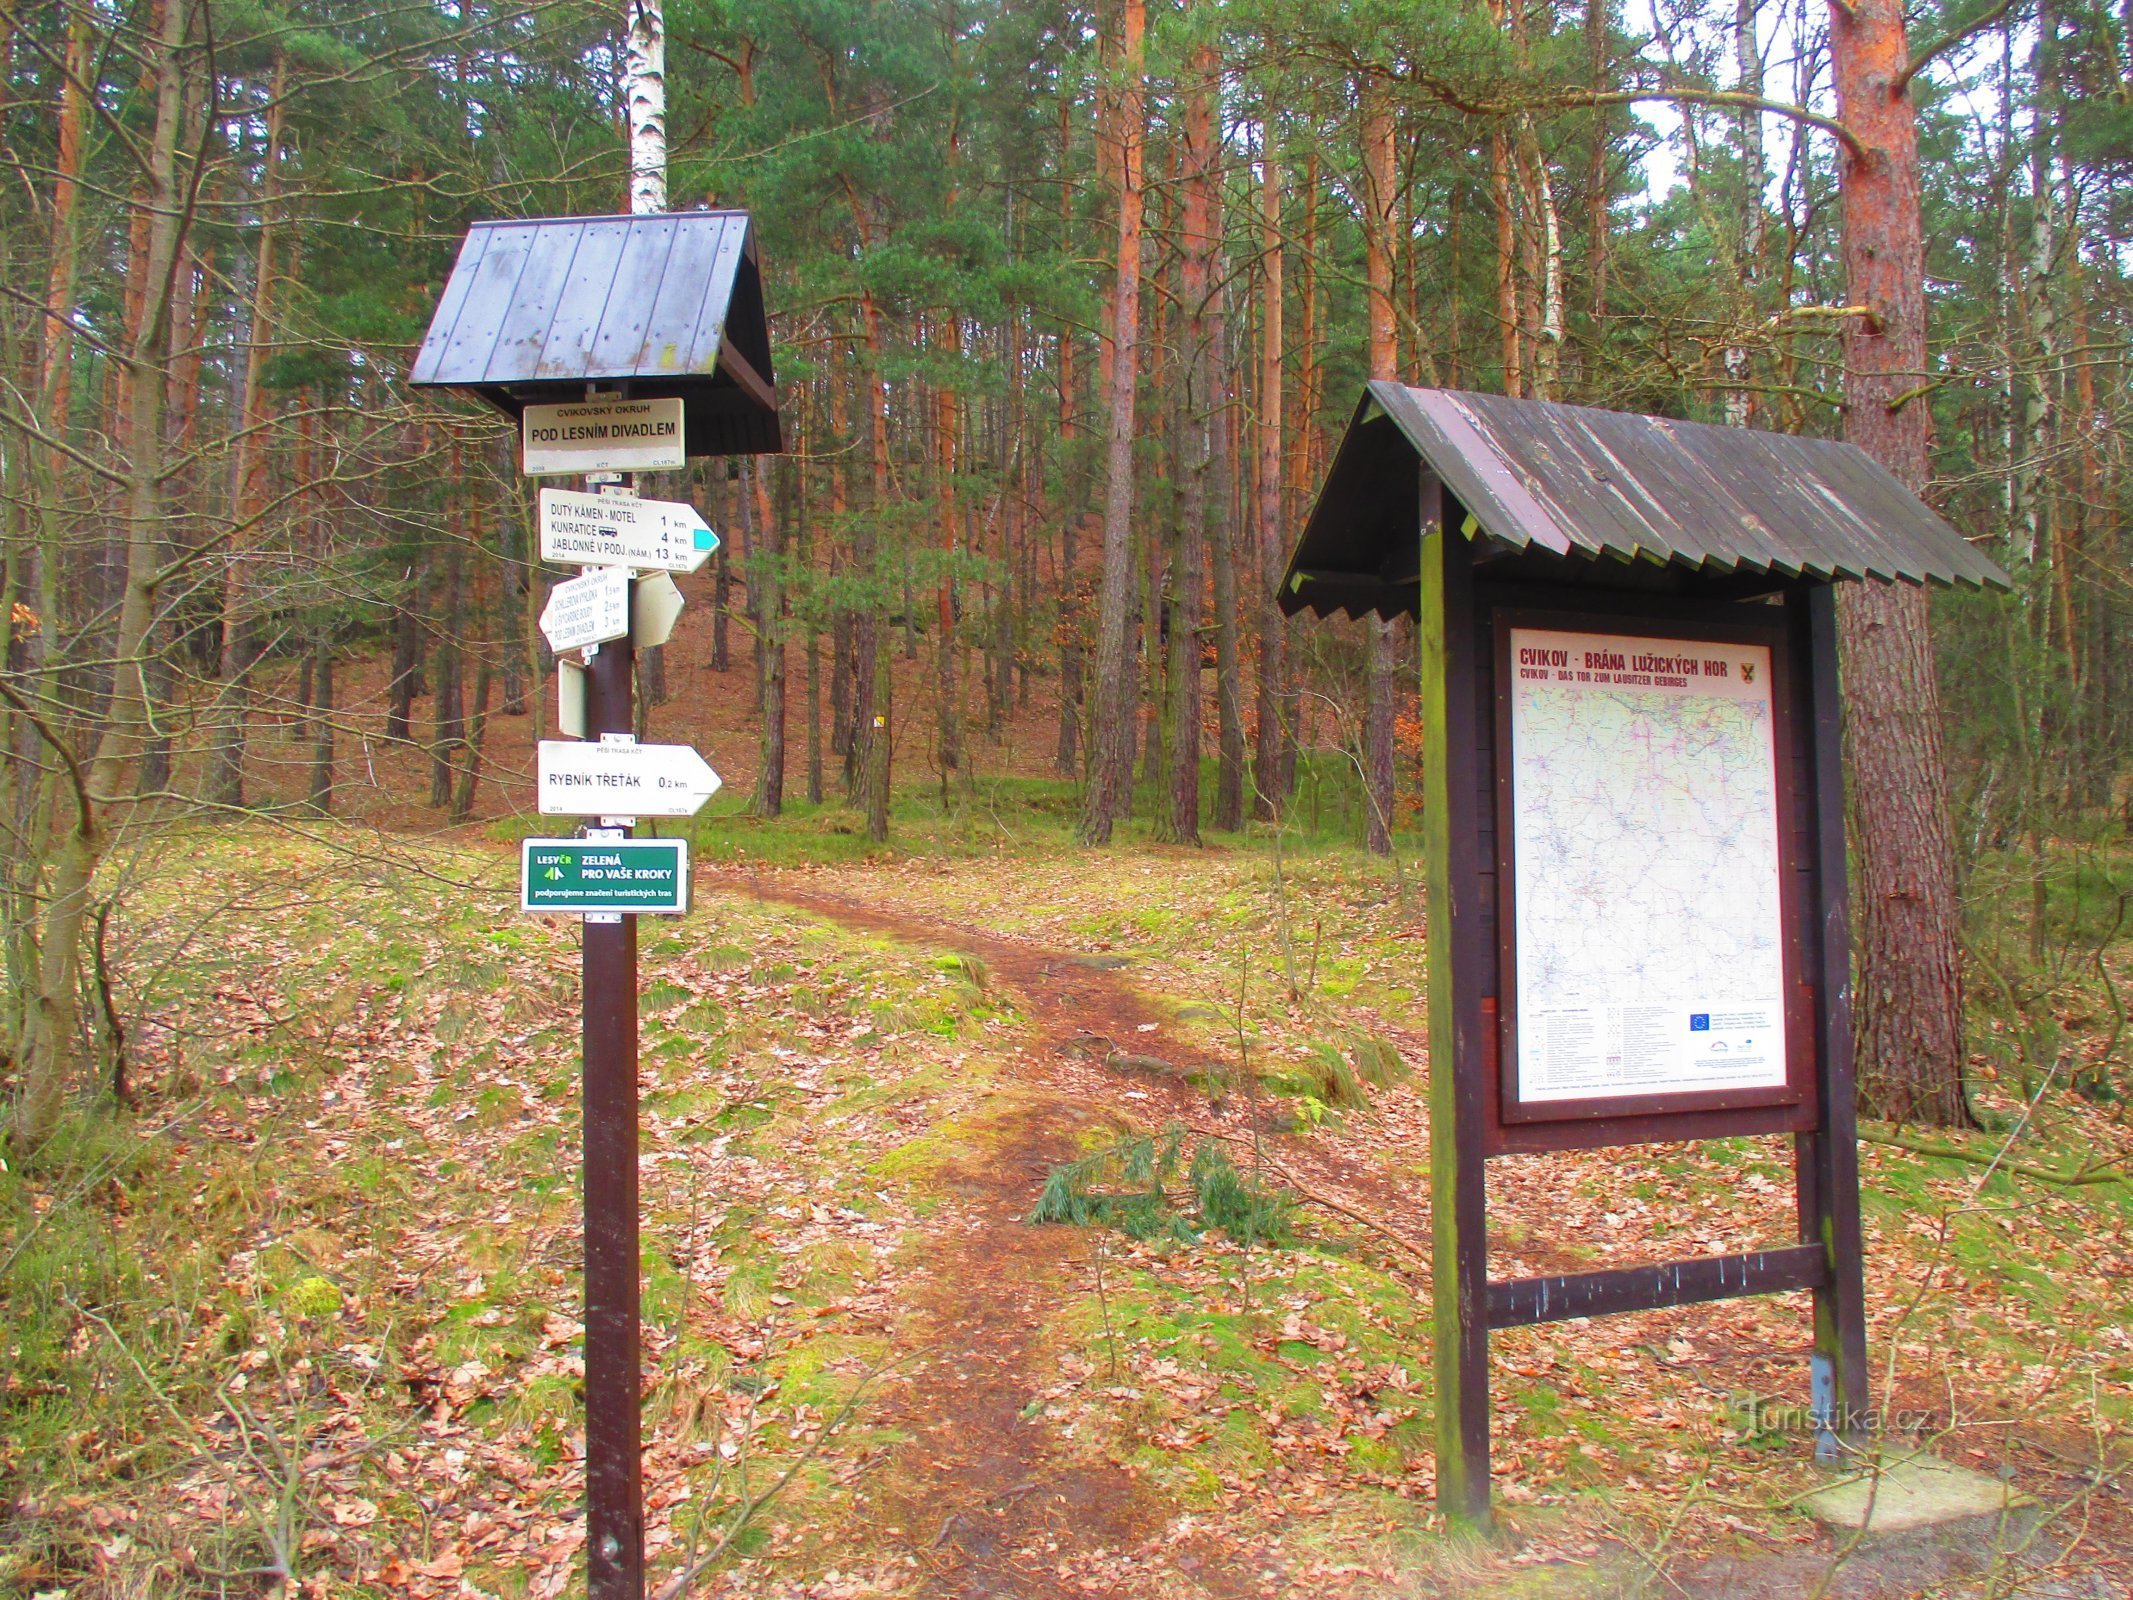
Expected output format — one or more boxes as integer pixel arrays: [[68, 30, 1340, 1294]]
[[1803, 1448, 2036, 1536]]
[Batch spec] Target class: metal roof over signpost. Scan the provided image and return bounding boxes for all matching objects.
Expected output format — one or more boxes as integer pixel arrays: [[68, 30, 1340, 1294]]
[[409, 210, 783, 457], [1277, 384, 2006, 1530]]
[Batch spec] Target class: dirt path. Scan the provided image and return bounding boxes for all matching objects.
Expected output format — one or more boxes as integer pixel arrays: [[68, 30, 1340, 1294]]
[[710, 872, 2097, 1600], [722, 876, 1281, 1599]]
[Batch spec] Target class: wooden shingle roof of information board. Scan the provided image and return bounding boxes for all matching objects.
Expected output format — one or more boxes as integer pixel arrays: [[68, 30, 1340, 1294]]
[[1279, 383, 2007, 620], [410, 210, 781, 456]]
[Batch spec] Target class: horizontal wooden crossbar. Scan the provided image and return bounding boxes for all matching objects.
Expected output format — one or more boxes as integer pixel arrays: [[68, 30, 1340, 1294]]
[[1487, 1243, 1828, 1330]]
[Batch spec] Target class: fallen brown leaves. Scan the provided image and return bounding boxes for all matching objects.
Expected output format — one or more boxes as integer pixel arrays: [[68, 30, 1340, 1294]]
[[9, 832, 2132, 1599]]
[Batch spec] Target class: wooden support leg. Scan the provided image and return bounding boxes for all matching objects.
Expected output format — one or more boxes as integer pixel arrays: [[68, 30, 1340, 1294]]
[[1420, 494, 1492, 1526], [1801, 585, 1870, 1461]]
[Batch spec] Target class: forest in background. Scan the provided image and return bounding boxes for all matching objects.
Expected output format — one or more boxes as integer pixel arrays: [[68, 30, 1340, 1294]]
[[3, 0, 2131, 1143]]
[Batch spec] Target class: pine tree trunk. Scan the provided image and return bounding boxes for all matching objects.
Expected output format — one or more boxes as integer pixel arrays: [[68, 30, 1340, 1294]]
[[1282, 154, 1319, 796], [827, 344, 856, 770], [450, 660, 492, 823], [429, 537, 464, 810], [807, 626, 824, 806], [798, 437, 824, 806], [934, 318, 962, 779], [709, 460, 734, 672], [1210, 300, 1246, 831], [1055, 311, 1086, 776], [2065, 250, 2099, 800], [1057, 514, 1084, 775], [1140, 251, 1172, 799], [902, 547, 918, 662], [308, 642, 334, 816], [867, 633, 891, 843], [37, 10, 92, 448], [1054, 103, 1086, 779], [1143, 296, 1177, 802], [831, 607, 854, 760], [855, 280, 892, 830], [1828, 0, 1971, 1126], [990, 449, 1016, 739], [207, 57, 288, 809], [991, 327, 1022, 742], [1362, 82, 1400, 855], [132, 24, 187, 799], [1252, 118, 1289, 821], [754, 462, 786, 816], [1077, 0, 1147, 846], [1159, 41, 1220, 847], [1491, 125, 1522, 395], [1587, 0, 1613, 323], [387, 587, 424, 741], [500, 476, 527, 716]]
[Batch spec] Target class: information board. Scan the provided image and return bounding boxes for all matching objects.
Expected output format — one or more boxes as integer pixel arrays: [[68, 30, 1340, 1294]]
[[1502, 622, 1792, 1112]]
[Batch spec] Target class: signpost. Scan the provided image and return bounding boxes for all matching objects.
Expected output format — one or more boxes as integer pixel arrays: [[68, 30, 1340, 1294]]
[[522, 837, 692, 916], [522, 396, 686, 475], [415, 195, 782, 1600], [540, 567, 633, 654], [536, 738, 723, 817], [539, 486, 719, 573]]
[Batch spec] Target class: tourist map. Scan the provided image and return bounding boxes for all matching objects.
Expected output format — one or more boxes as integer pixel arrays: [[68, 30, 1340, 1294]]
[[1507, 626, 1790, 1104]]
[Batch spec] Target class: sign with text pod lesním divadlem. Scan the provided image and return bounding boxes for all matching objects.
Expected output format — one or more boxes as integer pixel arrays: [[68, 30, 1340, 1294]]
[[521, 397, 685, 475], [521, 837, 691, 916]]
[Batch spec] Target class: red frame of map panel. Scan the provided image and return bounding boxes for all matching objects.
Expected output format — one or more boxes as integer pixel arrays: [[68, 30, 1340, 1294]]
[[1488, 605, 1816, 1141]]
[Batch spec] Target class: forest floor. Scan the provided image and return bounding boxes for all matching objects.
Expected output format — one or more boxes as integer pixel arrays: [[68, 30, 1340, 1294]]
[[6, 808, 2133, 1599]]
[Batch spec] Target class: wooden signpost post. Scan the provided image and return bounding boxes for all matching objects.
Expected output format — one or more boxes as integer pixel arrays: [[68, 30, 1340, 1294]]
[[1278, 383, 2007, 1526], [412, 209, 782, 1597]]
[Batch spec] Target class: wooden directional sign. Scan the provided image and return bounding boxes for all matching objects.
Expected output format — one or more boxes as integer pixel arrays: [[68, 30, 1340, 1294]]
[[539, 487, 718, 573], [537, 738, 722, 817], [521, 837, 691, 916], [631, 571, 684, 650], [540, 567, 631, 654], [522, 397, 685, 475], [556, 658, 588, 738]]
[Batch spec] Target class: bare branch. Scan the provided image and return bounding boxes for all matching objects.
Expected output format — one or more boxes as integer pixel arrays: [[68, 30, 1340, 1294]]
[[1895, 0, 2022, 97]]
